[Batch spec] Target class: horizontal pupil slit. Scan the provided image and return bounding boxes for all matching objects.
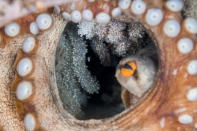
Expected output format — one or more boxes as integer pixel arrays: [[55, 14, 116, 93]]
[[123, 63, 133, 70]]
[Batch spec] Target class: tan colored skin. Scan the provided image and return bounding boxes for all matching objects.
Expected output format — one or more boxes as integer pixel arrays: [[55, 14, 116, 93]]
[[0, 0, 197, 131], [0, 0, 73, 27]]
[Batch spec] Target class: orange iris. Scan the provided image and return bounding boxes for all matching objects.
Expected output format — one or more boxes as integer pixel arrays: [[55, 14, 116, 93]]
[[120, 62, 137, 77]]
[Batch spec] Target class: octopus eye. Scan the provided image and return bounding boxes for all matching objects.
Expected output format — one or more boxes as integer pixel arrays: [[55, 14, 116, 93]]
[[121, 62, 137, 77], [0, 0, 197, 130]]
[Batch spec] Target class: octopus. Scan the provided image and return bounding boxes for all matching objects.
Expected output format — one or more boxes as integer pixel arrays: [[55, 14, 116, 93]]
[[0, 0, 197, 131]]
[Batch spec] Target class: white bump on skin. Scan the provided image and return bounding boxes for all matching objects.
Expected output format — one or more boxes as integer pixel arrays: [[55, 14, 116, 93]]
[[70, 2, 76, 10], [62, 12, 71, 21], [166, 0, 184, 12], [112, 7, 122, 18], [186, 88, 197, 101], [16, 81, 33, 101], [96, 12, 111, 24], [160, 117, 165, 128], [23, 37, 36, 53], [177, 38, 194, 54], [145, 8, 163, 26], [24, 113, 36, 131], [71, 10, 82, 23], [184, 17, 197, 34], [36, 13, 52, 30], [175, 108, 187, 114], [4, 22, 20, 37], [195, 123, 197, 128], [103, 4, 110, 11], [178, 114, 193, 124], [187, 60, 197, 75], [54, 5, 61, 14], [118, 0, 131, 10], [163, 19, 180, 37], [131, 0, 146, 15], [82, 9, 93, 21], [29, 22, 39, 35], [17, 58, 33, 77], [88, 0, 95, 2], [172, 69, 178, 75]]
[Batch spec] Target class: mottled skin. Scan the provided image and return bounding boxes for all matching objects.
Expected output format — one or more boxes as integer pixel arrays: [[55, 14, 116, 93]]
[[0, 0, 73, 27]]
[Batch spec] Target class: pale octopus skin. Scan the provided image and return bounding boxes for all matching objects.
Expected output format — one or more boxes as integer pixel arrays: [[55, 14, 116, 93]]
[[0, 0, 197, 131]]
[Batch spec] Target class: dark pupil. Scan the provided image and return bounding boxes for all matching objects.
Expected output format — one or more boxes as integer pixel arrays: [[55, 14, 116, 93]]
[[123, 63, 132, 70]]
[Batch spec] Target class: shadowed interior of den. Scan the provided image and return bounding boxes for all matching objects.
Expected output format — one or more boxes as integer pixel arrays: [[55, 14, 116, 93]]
[[55, 20, 159, 120]]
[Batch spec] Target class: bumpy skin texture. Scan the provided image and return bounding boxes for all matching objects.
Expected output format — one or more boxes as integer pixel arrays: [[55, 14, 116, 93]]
[[0, 0, 72, 27], [0, 0, 197, 131]]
